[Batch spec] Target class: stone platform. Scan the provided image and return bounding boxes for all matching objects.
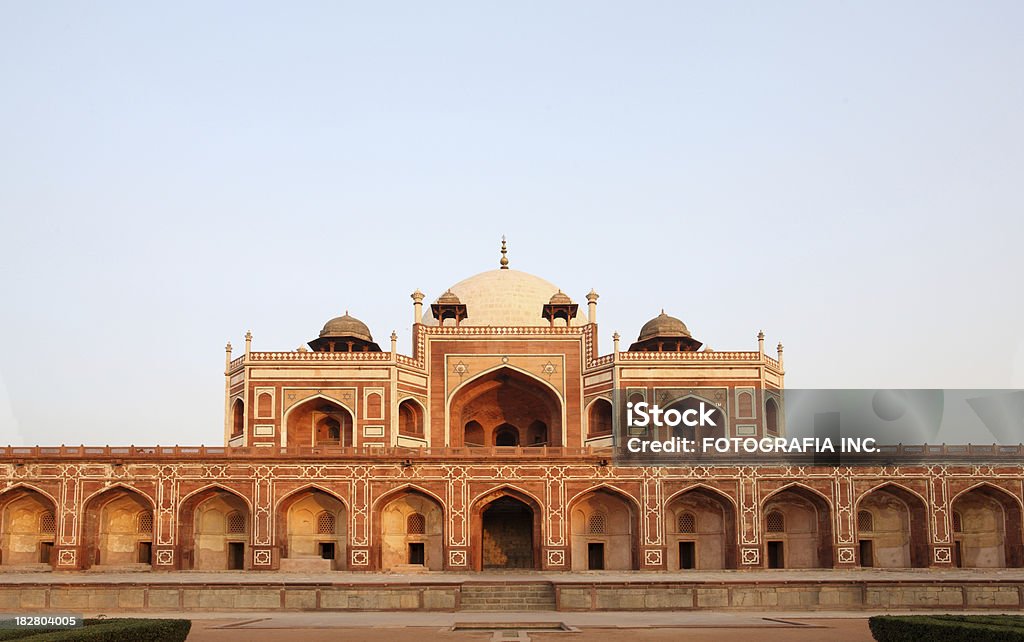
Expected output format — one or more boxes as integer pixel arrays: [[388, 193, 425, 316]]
[[0, 569, 1021, 613]]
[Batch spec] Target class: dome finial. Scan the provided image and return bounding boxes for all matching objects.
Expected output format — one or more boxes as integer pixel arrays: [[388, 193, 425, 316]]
[[499, 235, 509, 269]]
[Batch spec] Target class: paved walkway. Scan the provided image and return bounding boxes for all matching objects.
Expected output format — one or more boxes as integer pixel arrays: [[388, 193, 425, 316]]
[[2, 568, 1022, 584]]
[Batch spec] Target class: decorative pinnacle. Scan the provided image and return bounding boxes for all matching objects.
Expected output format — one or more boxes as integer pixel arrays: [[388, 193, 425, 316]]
[[225, 342, 232, 352], [411, 289, 424, 302], [758, 330, 765, 341], [391, 331, 398, 341], [777, 342, 784, 352], [586, 289, 599, 302], [499, 235, 509, 269]]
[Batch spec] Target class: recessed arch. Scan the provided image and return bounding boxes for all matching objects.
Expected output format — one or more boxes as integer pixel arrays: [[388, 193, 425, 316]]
[[665, 483, 739, 569], [274, 483, 349, 515], [178, 484, 252, 570], [82, 485, 155, 569], [276, 486, 347, 570], [448, 367, 564, 448], [397, 397, 427, 440], [375, 486, 444, 570], [761, 483, 834, 568], [0, 486, 58, 567], [567, 485, 638, 570], [663, 393, 728, 441], [471, 485, 544, 571], [283, 394, 356, 449], [950, 483, 1023, 568], [854, 482, 929, 568], [585, 397, 614, 439]]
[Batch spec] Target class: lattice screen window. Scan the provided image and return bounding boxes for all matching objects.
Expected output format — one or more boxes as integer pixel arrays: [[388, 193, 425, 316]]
[[317, 511, 336, 535], [587, 513, 606, 534], [39, 511, 56, 534], [952, 511, 963, 533], [137, 511, 153, 534], [857, 510, 873, 532], [407, 513, 426, 535], [227, 511, 246, 534], [766, 511, 785, 533], [678, 511, 697, 534]]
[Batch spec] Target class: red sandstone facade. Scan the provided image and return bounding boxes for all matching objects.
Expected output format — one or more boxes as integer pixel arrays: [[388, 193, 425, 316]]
[[2, 255, 1022, 574]]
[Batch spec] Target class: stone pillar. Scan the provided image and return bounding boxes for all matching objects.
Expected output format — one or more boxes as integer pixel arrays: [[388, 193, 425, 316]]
[[757, 330, 765, 356], [777, 342, 784, 368], [411, 289, 424, 326], [586, 289, 599, 324]]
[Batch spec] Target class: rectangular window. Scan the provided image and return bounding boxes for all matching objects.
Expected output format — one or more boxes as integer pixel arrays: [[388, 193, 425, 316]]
[[587, 542, 605, 570], [679, 541, 696, 569], [39, 541, 54, 564], [138, 541, 152, 565], [319, 542, 336, 560]]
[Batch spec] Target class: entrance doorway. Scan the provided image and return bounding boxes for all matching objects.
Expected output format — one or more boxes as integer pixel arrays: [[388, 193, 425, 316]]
[[587, 543, 604, 570], [859, 540, 874, 567], [137, 542, 152, 564], [227, 542, 245, 570], [39, 542, 54, 564], [679, 541, 696, 569], [319, 542, 336, 560], [767, 541, 785, 568], [409, 542, 425, 565], [482, 497, 534, 569]]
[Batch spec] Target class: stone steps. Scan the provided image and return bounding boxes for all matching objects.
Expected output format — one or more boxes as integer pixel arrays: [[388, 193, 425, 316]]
[[459, 583, 555, 611]]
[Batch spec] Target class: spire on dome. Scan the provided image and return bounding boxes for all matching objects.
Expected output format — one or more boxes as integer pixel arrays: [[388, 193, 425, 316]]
[[500, 236, 509, 269]]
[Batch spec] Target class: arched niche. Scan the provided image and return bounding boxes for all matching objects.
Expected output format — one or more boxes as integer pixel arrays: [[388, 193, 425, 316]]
[[665, 486, 737, 570], [83, 487, 154, 569], [856, 484, 929, 568], [951, 485, 1024, 568], [377, 489, 444, 570], [179, 487, 250, 570], [277, 488, 347, 571], [569, 488, 637, 570], [449, 368, 562, 448], [761, 486, 833, 569], [0, 488, 57, 568], [285, 397, 354, 449]]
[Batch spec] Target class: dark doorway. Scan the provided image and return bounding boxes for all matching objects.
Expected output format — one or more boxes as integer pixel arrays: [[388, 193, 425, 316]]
[[587, 543, 605, 570], [409, 542, 425, 565], [482, 497, 534, 569], [319, 542, 336, 560], [39, 541, 54, 564], [954, 541, 963, 568], [859, 540, 873, 567], [495, 424, 519, 447], [228, 542, 245, 570], [137, 542, 152, 564], [679, 541, 696, 569], [767, 541, 784, 569]]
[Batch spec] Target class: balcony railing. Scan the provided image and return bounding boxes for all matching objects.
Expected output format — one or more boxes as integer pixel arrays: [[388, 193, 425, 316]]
[[1, 443, 1021, 461]]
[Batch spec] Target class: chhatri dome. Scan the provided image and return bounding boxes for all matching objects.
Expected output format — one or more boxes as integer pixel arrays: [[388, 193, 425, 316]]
[[421, 239, 585, 327]]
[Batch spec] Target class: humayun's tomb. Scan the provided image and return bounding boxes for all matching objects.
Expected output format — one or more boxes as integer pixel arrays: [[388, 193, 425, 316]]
[[1, 242, 1022, 612]]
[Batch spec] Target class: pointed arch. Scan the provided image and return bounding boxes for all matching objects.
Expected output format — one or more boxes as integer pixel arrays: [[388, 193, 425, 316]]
[[471, 485, 544, 571], [0, 483, 59, 507], [951, 482, 1024, 510], [446, 365, 566, 448], [275, 483, 349, 514], [761, 482, 834, 568], [179, 483, 251, 571], [855, 482, 929, 568], [665, 483, 739, 569], [82, 483, 155, 511], [951, 482, 1023, 568], [761, 482, 833, 511], [276, 485, 348, 570], [374, 484, 445, 571], [178, 483, 253, 515], [281, 393, 356, 447], [567, 484, 639, 570]]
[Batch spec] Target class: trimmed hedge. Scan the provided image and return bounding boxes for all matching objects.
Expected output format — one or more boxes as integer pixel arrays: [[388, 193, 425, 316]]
[[870, 615, 1024, 642], [1, 619, 190, 642]]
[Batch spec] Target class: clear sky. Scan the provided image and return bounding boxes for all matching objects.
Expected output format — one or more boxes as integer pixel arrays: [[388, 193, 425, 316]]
[[1, 2, 1021, 446]]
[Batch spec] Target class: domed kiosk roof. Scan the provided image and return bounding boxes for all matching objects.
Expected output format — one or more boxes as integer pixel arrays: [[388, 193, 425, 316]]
[[320, 313, 374, 342], [422, 268, 585, 327], [637, 310, 692, 341]]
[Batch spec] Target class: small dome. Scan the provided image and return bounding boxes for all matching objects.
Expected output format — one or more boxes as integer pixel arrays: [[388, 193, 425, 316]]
[[320, 313, 374, 342], [548, 290, 573, 305], [638, 311, 692, 342], [436, 289, 462, 304]]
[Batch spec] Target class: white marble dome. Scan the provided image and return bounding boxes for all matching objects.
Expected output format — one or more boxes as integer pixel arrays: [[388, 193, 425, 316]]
[[423, 268, 584, 327]]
